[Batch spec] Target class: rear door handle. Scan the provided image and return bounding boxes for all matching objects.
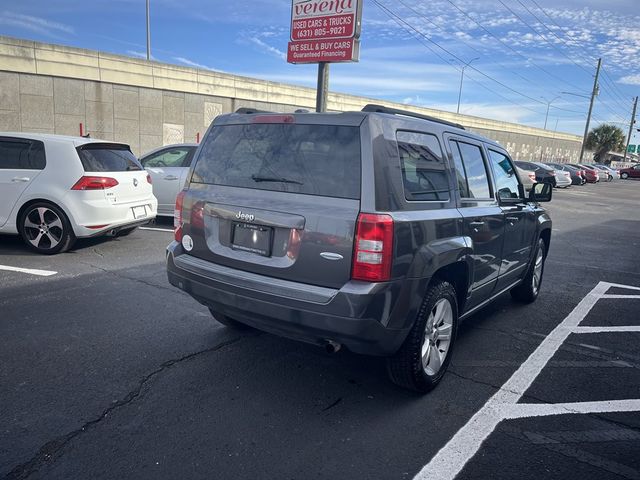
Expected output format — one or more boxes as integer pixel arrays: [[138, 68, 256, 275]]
[[163, 175, 179, 181], [469, 221, 485, 227], [12, 177, 30, 182], [506, 216, 520, 222]]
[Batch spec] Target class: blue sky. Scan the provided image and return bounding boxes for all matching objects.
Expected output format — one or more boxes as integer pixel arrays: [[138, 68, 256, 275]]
[[1, 0, 639, 140]]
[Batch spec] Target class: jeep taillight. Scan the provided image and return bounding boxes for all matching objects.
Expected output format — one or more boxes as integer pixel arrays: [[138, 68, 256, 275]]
[[352, 213, 394, 282], [174, 190, 186, 242]]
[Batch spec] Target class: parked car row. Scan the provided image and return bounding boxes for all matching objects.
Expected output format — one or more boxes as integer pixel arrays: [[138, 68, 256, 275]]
[[513, 159, 640, 188]]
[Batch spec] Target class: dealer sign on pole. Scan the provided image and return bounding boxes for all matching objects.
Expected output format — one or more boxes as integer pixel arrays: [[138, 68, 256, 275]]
[[287, 0, 363, 64]]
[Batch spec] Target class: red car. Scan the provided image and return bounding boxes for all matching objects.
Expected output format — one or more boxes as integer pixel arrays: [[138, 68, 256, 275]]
[[569, 164, 598, 183], [619, 164, 640, 179]]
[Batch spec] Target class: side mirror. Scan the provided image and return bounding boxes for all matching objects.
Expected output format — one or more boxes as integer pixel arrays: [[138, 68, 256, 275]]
[[529, 182, 552, 203]]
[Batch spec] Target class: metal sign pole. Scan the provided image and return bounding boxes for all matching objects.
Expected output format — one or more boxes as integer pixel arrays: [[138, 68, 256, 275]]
[[623, 96, 638, 163], [316, 62, 330, 112]]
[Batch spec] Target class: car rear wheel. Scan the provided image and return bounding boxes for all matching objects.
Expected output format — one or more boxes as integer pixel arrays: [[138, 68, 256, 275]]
[[18, 202, 76, 254], [208, 308, 252, 330], [386, 280, 458, 393], [511, 238, 546, 303], [621, 172, 629, 179]]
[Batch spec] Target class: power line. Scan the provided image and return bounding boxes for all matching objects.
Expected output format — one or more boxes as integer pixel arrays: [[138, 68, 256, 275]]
[[374, 1, 559, 108], [371, 0, 546, 116], [499, 0, 593, 76], [441, 0, 588, 93]]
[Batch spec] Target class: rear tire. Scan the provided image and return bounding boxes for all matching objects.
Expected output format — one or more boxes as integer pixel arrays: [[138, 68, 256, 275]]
[[386, 280, 458, 393], [208, 308, 252, 330], [18, 202, 76, 254], [511, 238, 546, 303]]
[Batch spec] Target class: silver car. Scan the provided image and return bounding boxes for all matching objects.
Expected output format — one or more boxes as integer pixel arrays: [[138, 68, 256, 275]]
[[140, 144, 198, 216]]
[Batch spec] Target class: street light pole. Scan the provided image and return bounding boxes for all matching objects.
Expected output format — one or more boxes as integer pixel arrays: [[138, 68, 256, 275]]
[[457, 57, 479, 114], [579, 57, 601, 162], [543, 95, 560, 130], [146, 0, 151, 61]]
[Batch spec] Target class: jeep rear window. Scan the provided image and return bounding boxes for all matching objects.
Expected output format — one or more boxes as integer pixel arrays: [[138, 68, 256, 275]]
[[77, 144, 142, 172], [191, 124, 361, 199]]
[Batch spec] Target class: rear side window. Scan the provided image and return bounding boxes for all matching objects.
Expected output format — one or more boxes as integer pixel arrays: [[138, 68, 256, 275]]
[[77, 144, 142, 172], [449, 140, 491, 199], [191, 124, 361, 199], [396, 131, 449, 201], [0, 138, 46, 170]]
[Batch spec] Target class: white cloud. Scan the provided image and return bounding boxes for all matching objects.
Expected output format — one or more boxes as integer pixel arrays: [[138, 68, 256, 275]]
[[618, 74, 640, 86], [173, 56, 221, 72], [244, 36, 286, 61], [0, 11, 74, 37], [126, 50, 153, 60]]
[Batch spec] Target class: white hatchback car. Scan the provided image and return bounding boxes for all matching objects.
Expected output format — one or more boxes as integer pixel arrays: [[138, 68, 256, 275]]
[[0, 133, 157, 254]]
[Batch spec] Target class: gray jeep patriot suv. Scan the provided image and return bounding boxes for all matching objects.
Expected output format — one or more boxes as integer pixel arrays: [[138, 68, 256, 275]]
[[167, 104, 552, 393]]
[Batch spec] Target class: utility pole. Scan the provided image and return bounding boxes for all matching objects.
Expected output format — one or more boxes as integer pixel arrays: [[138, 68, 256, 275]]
[[623, 96, 638, 163], [146, 0, 151, 60], [579, 57, 601, 162], [315, 63, 329, 112]]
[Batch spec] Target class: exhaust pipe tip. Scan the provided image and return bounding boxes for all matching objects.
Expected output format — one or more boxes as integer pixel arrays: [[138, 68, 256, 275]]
[[324, 340, 342, 354]]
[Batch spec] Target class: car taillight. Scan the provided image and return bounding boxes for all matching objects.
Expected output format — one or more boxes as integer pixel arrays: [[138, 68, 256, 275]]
[[174, 190, 186, 242], [352, 213, 394, 282], [146, 173, 152, 184], [71, 176, 119, 190]]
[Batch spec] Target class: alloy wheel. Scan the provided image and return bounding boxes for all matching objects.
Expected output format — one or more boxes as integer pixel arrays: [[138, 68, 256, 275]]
[[23, 207, 63, 250], [421, 298, 453, 376]]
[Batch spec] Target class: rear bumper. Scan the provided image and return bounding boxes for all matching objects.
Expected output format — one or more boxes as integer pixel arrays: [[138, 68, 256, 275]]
[[69, 196, 158, 237], [166, 242, 420, 356]]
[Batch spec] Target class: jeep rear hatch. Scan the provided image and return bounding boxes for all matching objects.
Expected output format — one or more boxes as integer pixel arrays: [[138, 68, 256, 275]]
[[181, 120, 362, 289]]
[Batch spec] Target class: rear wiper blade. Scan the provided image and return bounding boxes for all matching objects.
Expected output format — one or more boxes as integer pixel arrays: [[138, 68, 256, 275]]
[[251, 175, 303, 185]]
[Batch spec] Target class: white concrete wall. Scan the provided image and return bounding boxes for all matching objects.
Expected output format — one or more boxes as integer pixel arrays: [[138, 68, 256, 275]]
[[0, 35, 584, 159]]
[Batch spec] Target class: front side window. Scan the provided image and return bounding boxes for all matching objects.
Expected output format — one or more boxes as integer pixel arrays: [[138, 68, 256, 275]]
[[142, 148, 192, 168], [454, 141, 491, 199], [488, 150, 520, 200], [0, 138, 45, 170], [397, 131, 449, 201]]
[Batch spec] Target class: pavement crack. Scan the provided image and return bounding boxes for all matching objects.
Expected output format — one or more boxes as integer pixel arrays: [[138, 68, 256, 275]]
[[321, 397, 343, 412], [3, 336, 247, 480], [78, 260, 179, 295]]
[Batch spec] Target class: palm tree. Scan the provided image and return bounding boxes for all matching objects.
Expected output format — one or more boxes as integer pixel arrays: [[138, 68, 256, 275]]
[[585, 124, 626, 163]]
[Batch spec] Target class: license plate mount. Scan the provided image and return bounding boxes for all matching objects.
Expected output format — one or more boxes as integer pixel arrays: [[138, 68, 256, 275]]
[[231, 222, 273, 257], [132, 206, 147, 219]]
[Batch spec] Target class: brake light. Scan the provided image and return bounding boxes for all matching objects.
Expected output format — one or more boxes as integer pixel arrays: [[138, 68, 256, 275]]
[[71, 176, 119, 190], [352, 213, 394, 282], [251, 115, 295, 124], [146, 173, 152, 184], [174, 190, 186, 242]]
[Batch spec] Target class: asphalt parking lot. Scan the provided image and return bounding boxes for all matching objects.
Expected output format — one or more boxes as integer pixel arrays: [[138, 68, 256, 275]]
[[1, 180, 639, 480]]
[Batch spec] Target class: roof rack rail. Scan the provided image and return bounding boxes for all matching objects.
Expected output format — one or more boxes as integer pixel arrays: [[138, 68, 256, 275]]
[[235, 107, 275, 114], [361, 104, 465, 130]]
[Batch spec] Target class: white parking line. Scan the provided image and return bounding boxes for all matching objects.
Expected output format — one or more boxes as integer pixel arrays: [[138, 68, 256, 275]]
[[413, 281, 640, 480], [502, 400, 640, 419], [0, 265, 57, 276], [139, 226, 174, 232], [572, 326, 640, 334]]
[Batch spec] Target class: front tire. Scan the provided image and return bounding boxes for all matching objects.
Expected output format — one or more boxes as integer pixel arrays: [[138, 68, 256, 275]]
[[387, 280, 458, 393], [621, 172, 629, 179], [511, 238, 546, 303], [18, 202, 76, 254]]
